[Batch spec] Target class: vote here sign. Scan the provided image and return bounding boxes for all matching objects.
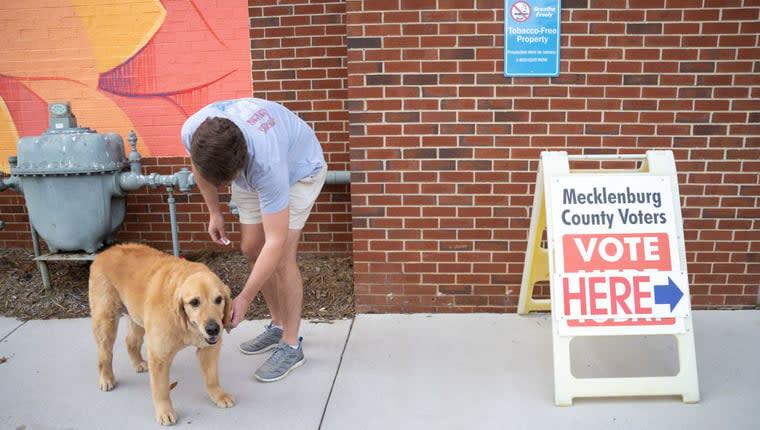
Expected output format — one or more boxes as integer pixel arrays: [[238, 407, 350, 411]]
[[547, 175, 690, 336]]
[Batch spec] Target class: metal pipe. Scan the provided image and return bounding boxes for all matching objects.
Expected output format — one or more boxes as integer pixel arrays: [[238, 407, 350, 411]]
[[1, 157, 20, 231], [0, 171, 8, 192], [117, 168, 195, 193], [115, 169, 195, 257], [30, 227, 51, 289], [113, 131, 196, 256], [227, 170, 349, 217], [325, 170, 350, 185], [126, 131, 141, 175], [166, 186, 180, 257], [1, 157, 22, 194]]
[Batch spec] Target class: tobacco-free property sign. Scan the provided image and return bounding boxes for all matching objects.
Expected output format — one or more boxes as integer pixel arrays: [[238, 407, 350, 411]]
[[504, 0, 561, 77], [547, 175, 691, 335]]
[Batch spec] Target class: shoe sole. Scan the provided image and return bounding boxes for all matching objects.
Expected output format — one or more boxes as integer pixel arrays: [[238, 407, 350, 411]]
[[239, 342, 279, 355], [254, 357, 305, 383]]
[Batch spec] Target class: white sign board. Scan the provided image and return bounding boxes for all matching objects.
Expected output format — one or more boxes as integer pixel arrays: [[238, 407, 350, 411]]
[[519, 151, 700, 405], [546, 175, 692, 336]]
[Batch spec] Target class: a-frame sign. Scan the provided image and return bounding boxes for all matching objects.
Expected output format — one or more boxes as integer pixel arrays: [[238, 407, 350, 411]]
[[519, 150, 699, 406]]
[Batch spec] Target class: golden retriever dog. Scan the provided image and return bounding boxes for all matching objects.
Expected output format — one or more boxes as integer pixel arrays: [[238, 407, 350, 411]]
[[88, 243, 235, 425]]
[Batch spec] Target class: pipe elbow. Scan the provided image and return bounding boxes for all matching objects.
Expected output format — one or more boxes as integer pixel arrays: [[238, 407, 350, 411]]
[[1, 175, 22, 194], [117, 172, 147, 192]]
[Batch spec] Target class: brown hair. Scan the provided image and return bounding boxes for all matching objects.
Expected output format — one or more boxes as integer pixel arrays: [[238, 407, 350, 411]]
[[190, 117, 248, 186]]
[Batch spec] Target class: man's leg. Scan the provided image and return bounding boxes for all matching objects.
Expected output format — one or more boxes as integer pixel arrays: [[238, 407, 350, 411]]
[[238, 222, 286, 355], [251, 228, 306, 382], [277, 228, 305, 346], [253, 166, 326, 381], [239, 223, 282, 325], [233, 183, 286, 328]]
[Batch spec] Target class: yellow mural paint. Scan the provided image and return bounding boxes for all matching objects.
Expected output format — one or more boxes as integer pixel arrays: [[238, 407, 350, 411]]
[[0, 0, 251, 160], [70, 0, 166, 73], [11, 80, 150, 157], [0, 98, 20, 173], [0, 0, 96, 79]]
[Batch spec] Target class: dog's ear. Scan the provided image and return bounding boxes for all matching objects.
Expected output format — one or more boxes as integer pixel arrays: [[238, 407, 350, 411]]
[[222, 285, 232, 330], [175, 289, 190, 330]]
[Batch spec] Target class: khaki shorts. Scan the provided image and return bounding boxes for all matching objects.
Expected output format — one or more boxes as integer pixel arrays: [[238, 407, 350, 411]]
[[231, 166, 327, 229]]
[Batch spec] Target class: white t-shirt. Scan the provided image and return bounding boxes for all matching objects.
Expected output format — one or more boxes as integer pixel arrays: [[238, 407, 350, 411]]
[[182, 98, 325, 214]]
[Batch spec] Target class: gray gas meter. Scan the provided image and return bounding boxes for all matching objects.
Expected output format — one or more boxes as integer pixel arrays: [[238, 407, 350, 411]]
[[12, 103, 128, 253], [1, 102, 196, 289]]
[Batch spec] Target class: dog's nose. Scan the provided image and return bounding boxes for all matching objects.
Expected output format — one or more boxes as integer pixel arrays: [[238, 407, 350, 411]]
[[205, 321, 220, 337]]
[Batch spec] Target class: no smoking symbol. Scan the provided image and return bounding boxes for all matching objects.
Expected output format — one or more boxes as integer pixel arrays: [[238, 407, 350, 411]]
[[511, 1, 531, 22]]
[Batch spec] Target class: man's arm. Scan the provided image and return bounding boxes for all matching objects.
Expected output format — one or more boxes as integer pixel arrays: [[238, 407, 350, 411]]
[[192, 163, 228, 245], [229, 207, 289, 328]]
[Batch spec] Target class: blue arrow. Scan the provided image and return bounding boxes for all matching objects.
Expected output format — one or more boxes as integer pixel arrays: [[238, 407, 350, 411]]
[[654, 277, 684, 312]]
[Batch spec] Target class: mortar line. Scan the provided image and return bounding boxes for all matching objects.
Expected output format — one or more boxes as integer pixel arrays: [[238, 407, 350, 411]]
[[318, 316, 355, 430]]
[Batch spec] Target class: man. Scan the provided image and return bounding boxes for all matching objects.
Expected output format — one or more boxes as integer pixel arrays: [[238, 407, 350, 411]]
[[182, 98, 327, 382]]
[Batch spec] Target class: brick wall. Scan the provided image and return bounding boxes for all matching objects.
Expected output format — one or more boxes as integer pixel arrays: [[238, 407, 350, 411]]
[[2, 0, 759, 312], [250, 0, 349, 170], [249, 0, 352, 253], [346, 0, 759, 313]]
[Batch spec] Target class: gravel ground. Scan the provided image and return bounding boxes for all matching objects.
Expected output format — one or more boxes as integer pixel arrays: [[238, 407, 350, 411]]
[[0, 247, 354, 321]]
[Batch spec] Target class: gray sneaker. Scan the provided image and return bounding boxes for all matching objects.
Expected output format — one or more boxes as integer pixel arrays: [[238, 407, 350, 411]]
[[254, 339, 305, 382], [239, 324, 283, 355]]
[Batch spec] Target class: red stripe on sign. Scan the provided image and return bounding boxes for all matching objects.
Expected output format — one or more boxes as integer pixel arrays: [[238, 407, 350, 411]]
[[563, 233, 671, 272], [567, 318, 677, 327]]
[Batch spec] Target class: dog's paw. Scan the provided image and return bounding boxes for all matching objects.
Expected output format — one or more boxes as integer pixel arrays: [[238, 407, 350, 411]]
[[211, 391, 236, 408], [133, 361, 148, 373], [98, 375, 116, 391], [155, 407, 177, 426]]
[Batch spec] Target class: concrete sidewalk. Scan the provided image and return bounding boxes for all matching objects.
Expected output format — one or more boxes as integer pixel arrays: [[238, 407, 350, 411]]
[[1, 311, 758, 429]]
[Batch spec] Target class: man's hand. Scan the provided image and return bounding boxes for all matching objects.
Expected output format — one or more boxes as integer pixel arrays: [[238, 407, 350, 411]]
[[208, 213, 229, 245], [191, 162, 231, 246], [228, 294, 253, 329]]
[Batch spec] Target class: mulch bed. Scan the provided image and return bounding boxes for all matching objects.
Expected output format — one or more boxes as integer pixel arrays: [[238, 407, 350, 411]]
[[0, 247, 354, 321]]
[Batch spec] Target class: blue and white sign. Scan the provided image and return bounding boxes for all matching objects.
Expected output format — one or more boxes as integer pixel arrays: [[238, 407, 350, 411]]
[[504, 0, 561, 77]]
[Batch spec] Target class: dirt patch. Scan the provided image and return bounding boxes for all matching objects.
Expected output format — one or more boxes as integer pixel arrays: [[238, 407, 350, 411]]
[[0, 247, 354, 321]]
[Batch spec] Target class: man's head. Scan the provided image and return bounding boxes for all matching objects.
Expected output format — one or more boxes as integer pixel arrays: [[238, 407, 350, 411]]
[[190, 117, 248, 186]]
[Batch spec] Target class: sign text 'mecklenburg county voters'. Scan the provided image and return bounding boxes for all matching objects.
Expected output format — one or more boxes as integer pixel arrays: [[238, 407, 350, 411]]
[[560, 186, 666, 229]]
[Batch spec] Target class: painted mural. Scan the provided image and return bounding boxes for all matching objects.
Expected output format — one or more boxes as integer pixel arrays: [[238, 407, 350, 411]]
[[0, 0, 252, 171]]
